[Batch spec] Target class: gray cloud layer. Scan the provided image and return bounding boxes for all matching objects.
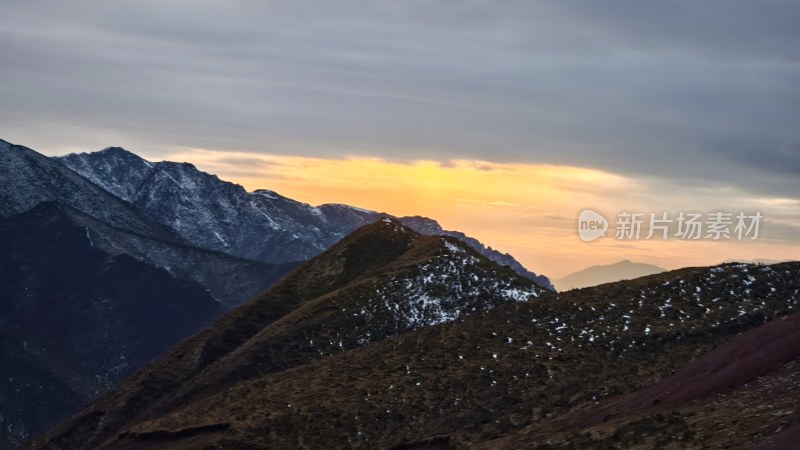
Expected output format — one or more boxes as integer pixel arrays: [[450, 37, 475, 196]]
[[1, 0, 798, 198]]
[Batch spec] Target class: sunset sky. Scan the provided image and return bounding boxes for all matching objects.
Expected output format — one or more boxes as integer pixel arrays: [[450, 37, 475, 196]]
[[93, 146, 798, 279], [1, 1, 798, 278]]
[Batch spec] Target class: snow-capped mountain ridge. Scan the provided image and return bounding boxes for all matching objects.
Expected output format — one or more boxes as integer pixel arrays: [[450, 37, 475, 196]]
[[0, 139, 180, 243], [60, 147, 357, 263], [58, 147, 552, 288]]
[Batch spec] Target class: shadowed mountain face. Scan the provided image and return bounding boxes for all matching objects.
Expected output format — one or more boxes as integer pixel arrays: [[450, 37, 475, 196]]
[[31, 254, 799, 448], [554, 259, 666, 291], [41, 201, 297, 309], [0, 203, 224, 449], [28, 219, 546, 449], [58, 147, 552, 289]]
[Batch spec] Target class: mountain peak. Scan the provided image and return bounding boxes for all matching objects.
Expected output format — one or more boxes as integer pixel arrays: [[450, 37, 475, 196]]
[[325, 216, 416, 243], [309, 217, 420, 281], [94, 146, 153, 166], [0, 140, 180, 242], [32, 220, 547, 449], [55, 145, 552, 285], [399, 215, 553, 290], [366, 216, 413, 233], [555, 260, 668, 291], [398, 215, 445, 235], [98, 146, 134, 155]]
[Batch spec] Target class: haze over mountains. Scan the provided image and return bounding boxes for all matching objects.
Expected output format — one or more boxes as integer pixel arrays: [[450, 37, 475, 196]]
[[554, 260, 667, 291]]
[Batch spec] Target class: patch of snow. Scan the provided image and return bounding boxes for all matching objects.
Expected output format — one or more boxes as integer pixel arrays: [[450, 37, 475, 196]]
[[212, 231, 228, 246], [443, 240, 464, 254], [85, 227, 94, 247], [255, 190, 277, 199], [349, 205, 375, 213], [161, 170, 182, 187]]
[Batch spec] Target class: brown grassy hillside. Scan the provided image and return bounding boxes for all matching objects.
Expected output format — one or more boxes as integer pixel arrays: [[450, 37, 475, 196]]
[[30, 253, 799, 449]]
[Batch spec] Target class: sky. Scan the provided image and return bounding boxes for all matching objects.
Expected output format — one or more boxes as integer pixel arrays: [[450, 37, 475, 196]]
[[1, 0, 798, 278]]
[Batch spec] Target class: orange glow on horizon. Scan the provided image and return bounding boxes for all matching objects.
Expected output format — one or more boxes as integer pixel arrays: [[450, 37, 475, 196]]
[[156, 148, 800, 280]]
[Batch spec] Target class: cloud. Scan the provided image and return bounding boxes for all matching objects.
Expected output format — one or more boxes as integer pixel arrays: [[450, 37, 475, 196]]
[[140, 147, 799, 277], [0, 0, 798, 202]]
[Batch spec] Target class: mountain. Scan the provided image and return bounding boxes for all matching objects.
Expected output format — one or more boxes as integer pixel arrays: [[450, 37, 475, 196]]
[[0, 139, 179, 243], [37, 201, 297, 308], [58, 147, 552, 289], [58, 146, 381, 263], [554, 259, 666, 291], [487, 312, 800, 449], [0, 203, 225, 449], [29, 219, 546, 449], [0, 139, 297, 306], [399, 216, 553, 290], [0, 141, 299, 447], [31, 255, 800, 449]]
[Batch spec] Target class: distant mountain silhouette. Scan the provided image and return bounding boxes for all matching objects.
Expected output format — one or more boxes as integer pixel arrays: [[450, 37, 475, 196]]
[[554, 259, 666, 291]]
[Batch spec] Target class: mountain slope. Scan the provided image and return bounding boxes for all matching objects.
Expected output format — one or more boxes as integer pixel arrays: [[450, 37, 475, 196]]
[[57, 148, 552, 288], [399, 216, 553, 290], [0, 139, 179, 243], [32, 257, 799, 449], [30, 219, 546, 449], [554, 259, 666, 291], [46, 202, 296, 308], [0, 203, 224, 449], [486, 313, 800, 449], [1, 138, 295, 306]]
